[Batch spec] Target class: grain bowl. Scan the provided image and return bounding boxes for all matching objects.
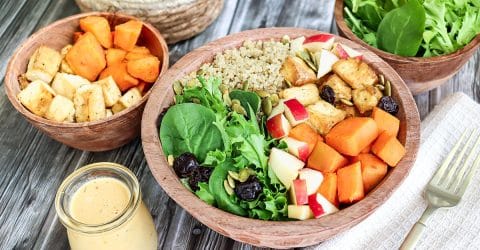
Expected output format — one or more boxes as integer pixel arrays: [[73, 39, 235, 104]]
[[5, 12, 169, 151], [142, 28, 420, 248]]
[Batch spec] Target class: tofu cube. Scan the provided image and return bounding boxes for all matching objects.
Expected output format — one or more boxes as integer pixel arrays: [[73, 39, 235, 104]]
[[51, 73, 90, 100], [59, 45, 74, 74], [105, 109, 113, 117], [88, 84, 106, 122], [94, 76, 121, 107], [280, 84, 320, 106], [111, 102, 126, 114], [352, 86, 383, 114], [323, 74, 352, 101], [45, 95, 75, 122], [25, 46, 62, 83], [112, 88, 143, 114], [73, 85, 92, 122], [307, 100, 346, 135], [280, 56, 317, 86], [17, 80, 56, 116], [332, 58, 378, 89]]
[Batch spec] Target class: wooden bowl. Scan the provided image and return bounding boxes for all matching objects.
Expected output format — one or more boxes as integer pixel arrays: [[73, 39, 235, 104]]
[[4, 12, 169, 152], [141, 28, 420, 248], [334, 0, 480, 94]]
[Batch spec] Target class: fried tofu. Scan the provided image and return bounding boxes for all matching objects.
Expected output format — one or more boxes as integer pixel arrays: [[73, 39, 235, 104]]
[[323, 74, 352, 101], [45, 95, 75, 122], [105, 109, 113, 117], [307, 100, 346, 135], [332, 58, 378, 89], [336, 103, 360, 118], [280, 84, 320, 106], [59, 45, 74, 74], [280, 56, 317, 86], [17, 80, 56, 117], [352, 86, 383, 114], [73, 84, 106, 122], [25, 46, 62, 83], [111, 88, 142, 114], [94, 76, 121, 107], [51, 73, 90, 100]]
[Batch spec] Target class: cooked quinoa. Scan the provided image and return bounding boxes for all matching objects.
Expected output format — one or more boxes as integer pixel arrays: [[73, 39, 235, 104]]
[[179, 39, 291, 94]]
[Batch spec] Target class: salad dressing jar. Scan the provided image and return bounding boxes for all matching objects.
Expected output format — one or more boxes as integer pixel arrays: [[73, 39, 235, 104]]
[[55, 162, 157, 250]]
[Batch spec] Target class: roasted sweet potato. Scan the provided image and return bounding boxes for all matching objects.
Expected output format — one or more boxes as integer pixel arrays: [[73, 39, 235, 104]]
[[351, 153, 388, 192], [126, 56, 160, 83], [372, 107, 400, 137], [318, 173, 338, 207], [289, 123, 319, 154], [66, 32, 106, 81], [337, 161, 364, 204], [325, 117, 379, 156], [99, 62, 139, 92], [106, 48, 127, 66], [79, 16, 112, 48], [114, 20, 143, 51], [307, 141, 348, 173], [371, 131, 406, 167]]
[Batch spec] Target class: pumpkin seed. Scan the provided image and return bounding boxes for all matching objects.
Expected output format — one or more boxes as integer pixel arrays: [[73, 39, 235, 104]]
[[224, 180, 234, 195], [375, 84, 385, 91], [296, 51, 317, 72], [173, 81, 183, 95], [239, 168, 251, 182], [197, 69, 205, 76], [270, 94, 279, 107], [191, 98, 201, 104], [281, 35, 290, 44], [231, 99, 241, 106], [379, 74, 385, 85], [167, 155, 174, 167], [285, 79, 292, 87], [227, 175, 236, 188], [219, 84, 229, 93], [242, 81, 250, 90], [340, 98, 354, 106], [187, 79, 197, 88], [223, 92, 232, 106], [384, 80, 392, 96], [262, 98, 273, 116], [255, 90, 270, 98], [232, 103, 247, 115], [228, 171, 240, 181]]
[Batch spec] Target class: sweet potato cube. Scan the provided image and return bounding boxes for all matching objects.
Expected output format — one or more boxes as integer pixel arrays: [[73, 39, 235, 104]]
[[99, 62, 139, 92], [130, 46, 150, 54], [66, 32, 106, 81], [114, 20, 143, 51], [126, 56, 160, 83], [361, 143, 372, 153], [307, 141, 348, 173], [289, 123, 319, 155], [106, 48, 127, 66], [352, 153, 388, 192], [79, 16, 112, 48], [325, 117, 379, 156], [372, 107, 400, 137], [125, 52, 152, 61], [318, 173, 338, 207], [371, 132, 406, 167], [337, 162, 364, 203]]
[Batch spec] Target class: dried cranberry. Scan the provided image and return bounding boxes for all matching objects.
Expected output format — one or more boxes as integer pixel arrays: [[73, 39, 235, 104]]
[[320, 85, 335, 104], [173, 152, 199, 178], [378, 96, 399, 115], [188, 167, 213, 191], [234, 176, 262, 201]]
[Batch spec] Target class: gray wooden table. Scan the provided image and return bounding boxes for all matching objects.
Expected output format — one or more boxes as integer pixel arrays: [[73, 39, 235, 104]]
[[0, 0, 479, 249]]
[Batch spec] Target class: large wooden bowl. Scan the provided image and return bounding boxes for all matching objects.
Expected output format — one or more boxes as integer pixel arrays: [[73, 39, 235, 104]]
[[141, 28, 420, 248], [5, 12, 169, 152], [334, 0, 480, 94]]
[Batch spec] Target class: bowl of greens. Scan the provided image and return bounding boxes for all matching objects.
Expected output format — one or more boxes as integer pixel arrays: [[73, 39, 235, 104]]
[[334, 0, 480, 94]]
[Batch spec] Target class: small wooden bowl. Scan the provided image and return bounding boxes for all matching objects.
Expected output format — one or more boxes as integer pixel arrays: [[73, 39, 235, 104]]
[[4, 12, 169, 152], [334, 0, 480, 94], [142, 28, 420, 248]]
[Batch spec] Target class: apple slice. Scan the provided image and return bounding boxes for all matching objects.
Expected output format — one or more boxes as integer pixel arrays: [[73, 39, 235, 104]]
[[268, 99, 285, 119], [266, 113, 291, 139], [287, 205, 313, 220], [317, 49, 339, 78], [284, 137, 310, 162], [332, 43, 362, 60], [269, 148, 304, 189], [283, 98, 308, 126], [308, 193, 339, 218], [290, 36, 306, 55], [303, 34, 335, 52], [298, 168, 324, 195], [289, 179, 308, 205]]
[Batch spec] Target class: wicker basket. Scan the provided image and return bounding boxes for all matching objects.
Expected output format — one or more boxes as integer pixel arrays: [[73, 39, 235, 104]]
[[75, 0, 224, 44]]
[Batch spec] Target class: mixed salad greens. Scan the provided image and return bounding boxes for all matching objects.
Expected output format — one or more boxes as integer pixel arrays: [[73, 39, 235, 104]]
[[344, 0, 480, 57], [160, 76, 289, 220]]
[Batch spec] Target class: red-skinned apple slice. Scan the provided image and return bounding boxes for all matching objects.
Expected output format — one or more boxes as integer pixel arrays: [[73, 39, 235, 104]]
[[317, 49, 339, 78], [284, 137, 310, 162], [287, 205, 313, 220], [332, 43, 363, 60], [289, 179, 308, 205], [268, 100, 285, 120], [283, 98, 308, 126], [298, 168, 324, 195], [303, 34, 335, 52], [268, 148, 304, 189], [290, 36, 306, 55], [266, 113, 291, 139], [308, 193, 339, 218]]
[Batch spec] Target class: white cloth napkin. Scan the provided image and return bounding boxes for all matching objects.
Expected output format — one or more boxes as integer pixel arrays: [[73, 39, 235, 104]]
[[316, 92, 480, 250]]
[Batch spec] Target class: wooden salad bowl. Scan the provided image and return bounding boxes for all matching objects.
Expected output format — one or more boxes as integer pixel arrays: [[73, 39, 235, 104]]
[[141, 28, 420, 248], [334, 0, 480, 95], [5, 12, 169, 152]]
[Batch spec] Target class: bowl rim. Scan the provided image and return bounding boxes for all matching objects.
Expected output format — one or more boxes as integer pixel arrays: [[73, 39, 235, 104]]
[[4, 11, 169, 128], [333, 0, 480, 63], [141, 27, 421, 247]]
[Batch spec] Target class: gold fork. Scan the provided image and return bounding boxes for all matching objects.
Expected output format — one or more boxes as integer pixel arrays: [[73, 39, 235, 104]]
[[400, 129, 480, 250]]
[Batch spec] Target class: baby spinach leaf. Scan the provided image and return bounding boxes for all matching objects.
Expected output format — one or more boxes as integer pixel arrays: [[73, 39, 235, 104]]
[[351, 0, 385, 30], [160, 103, 223, 162], [377, 0, 426, 56], [209, 161, 247, 216], [229, 90, 261, 114]]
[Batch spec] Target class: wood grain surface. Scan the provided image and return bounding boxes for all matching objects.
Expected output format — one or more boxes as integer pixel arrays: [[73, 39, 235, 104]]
[[0, 0, 478, 249]]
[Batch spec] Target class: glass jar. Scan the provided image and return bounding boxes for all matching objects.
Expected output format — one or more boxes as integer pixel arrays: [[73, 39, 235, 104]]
[[55, 162, 157, 250]]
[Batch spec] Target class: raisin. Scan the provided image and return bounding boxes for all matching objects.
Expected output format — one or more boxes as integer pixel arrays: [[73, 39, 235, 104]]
[[234, 176, 262, 201], [189, 167, 213, 191], [378, 96, 399, 115], [320, 85, 335, 104], [173, 152, 199, 178]]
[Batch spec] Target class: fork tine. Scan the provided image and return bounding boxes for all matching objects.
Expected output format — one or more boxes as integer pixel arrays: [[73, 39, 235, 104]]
[[452, 131, 480, 193], [443, 129, 477, 187], [455, 153, 480, 196], [431, 131, 468, 184]]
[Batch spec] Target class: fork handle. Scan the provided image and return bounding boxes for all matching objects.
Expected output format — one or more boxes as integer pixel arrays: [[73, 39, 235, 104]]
[[400, 206, 436, 250]]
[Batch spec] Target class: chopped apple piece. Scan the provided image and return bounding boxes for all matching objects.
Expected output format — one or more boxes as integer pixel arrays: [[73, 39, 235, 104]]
[[289, 179, 308, 205], [266, 114, 291, 139], [288, 205, 314, 220], [290, 36, 306, 55], [284, 137, 310, 162], [303, 34, 335, 52], [268, 148, 304, 189], [308, 193, 339, 218], [298, 168, 323, 195], [317, 49, 339, 78], [283, 98, 308, 126], [332, 43, 363, 60]]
